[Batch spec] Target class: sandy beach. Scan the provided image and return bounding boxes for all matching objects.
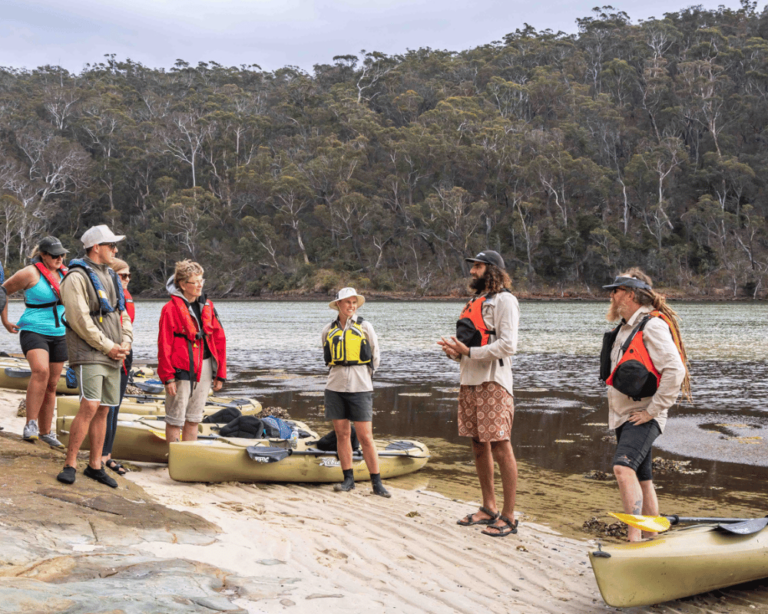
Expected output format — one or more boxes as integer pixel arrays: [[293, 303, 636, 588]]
[[2, 389, 768, 613]]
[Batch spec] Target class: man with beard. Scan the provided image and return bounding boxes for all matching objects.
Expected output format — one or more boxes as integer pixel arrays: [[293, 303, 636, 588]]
[[601, 269, 689, 541], [438, 250, 520, 537]]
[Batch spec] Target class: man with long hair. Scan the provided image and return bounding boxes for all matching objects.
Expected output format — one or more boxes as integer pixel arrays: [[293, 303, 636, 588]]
[[601, 268, 689, 541], [439, 250, 520, 537]]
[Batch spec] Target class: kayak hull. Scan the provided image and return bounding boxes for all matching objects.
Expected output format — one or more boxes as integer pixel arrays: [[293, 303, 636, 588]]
[[589, 524, 768, 607], [168, 437, 430, 483], [0, 365, 77, 395], [56, 395, 261, 417]]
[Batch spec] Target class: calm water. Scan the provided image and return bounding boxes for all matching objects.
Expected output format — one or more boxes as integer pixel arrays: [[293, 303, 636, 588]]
[[3, 299, 768, 524]]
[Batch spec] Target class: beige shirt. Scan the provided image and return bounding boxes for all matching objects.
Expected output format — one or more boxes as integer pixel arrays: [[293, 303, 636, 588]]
[[607, 305, 686, 433], [322, 315, 380, 393], [457, 291, 519, 395]]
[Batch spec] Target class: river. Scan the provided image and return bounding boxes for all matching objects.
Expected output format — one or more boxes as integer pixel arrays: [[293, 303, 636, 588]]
[[3, 299, 767, 534]]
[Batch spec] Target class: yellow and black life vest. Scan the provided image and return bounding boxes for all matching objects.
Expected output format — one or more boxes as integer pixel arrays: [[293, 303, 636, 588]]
[[324, 317, 373, 367]]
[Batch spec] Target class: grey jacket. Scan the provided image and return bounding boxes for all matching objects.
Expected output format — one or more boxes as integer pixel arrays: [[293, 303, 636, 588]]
[[60, 257, 133, 369]]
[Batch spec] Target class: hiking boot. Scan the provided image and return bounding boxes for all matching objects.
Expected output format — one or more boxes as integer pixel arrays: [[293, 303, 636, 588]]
[[40, 432, 64, 448], [57, 466, 76, 484], [334, 468, 355, 492], [371, 473, 391, 498], [83, 465, 118, 488], [23, 420, 39, 441]]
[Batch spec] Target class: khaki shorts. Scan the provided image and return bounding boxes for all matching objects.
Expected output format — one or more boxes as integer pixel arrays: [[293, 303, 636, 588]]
[[164, 358, 213, 427], [458, 382, 514, 442], [76, 363, 121, 406]]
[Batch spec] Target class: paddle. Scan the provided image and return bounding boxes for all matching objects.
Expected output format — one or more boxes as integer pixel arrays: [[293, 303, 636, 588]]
[[125, 393, 249, 410], [245, 447, 430, 461], [610, 512, 768, 535]]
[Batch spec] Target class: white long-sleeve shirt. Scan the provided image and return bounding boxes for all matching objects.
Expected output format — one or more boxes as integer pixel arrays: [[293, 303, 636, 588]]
[[607, 305, 686, 432]]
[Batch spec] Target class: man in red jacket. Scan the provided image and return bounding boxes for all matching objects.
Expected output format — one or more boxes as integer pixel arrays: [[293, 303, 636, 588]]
[[157, 260, 226, 443]]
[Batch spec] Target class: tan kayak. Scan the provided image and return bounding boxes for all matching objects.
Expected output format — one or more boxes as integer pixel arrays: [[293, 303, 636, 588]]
[[168, 436, 430, 483], [589, 523, 768, 607], [0, 359, 155, 395], [56, 394, 261, 417], [56, 414, 228, 463]]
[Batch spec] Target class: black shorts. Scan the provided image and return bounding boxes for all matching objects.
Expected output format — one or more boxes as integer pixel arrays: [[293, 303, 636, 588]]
[[612, 419, 661, 482], [324, 390, 373, 422], [19, 330, 68, 363]]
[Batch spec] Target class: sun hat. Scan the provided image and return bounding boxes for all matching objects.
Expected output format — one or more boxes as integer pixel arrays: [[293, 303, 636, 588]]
[[465, 250, 505, 270], [81, 225, 126, 249], [329, 287, 365, 311], [602, 276, 652, 291]]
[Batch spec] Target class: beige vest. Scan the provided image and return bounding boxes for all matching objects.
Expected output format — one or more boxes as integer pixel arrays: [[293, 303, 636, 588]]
[[63, 259, 123, 368]]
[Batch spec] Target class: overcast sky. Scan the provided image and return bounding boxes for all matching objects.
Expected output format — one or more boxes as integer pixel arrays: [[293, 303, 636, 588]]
[[2, 0, 761, 74]]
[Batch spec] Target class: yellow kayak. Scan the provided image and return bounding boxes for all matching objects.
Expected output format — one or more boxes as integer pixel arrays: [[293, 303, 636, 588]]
[[56, 394, 261, 417], [168, 436, 430, 483], [589, 522, 768, 607], [56, 413, 229, 463]]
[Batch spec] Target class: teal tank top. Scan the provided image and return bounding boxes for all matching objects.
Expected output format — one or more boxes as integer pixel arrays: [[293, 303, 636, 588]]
[[17, 271, 66, 337]]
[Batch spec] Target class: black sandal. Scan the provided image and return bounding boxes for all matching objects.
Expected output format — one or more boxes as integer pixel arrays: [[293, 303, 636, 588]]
[[105, 459, 128, 476], [481, 515, 518, 537], [457, 505, 500, 526]]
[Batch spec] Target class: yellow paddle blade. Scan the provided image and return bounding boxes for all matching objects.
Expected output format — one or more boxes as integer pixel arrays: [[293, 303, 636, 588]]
[[149, 428, 167, 441], [609, 512, 671, 533]]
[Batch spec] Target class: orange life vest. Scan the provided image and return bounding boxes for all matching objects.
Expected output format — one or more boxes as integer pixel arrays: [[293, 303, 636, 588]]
[[456, 293, 504, 347], [604, 311, 682, 401]]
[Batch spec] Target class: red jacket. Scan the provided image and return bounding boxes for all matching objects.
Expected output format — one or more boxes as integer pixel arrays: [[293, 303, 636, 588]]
[[157, 294, 227, 384]]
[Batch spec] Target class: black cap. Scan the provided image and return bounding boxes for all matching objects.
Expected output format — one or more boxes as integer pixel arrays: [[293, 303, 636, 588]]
[[38, 236, 68, 256], [602, 276, 652, 291], [465, 250, 505, 270]]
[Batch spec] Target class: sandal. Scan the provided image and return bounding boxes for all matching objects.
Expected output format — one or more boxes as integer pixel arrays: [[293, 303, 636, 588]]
[[105, 459, 128, 476], [481, 515, 518, 537], [457, 505, 500, 526]]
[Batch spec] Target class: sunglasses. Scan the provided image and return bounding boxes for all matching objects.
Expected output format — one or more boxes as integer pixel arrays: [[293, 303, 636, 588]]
[[43, 252, 64, 260], [119, 273, 131, 280], [183, 279, 205, 286], [611, 288, 626, 296], [99, 242, 118, 250]]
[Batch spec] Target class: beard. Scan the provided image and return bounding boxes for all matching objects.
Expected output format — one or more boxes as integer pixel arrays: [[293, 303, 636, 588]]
[[469, 275, 486, 294], [606, 299, 621, 323]]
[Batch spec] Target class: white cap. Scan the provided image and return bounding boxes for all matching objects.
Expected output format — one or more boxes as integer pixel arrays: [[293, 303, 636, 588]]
[[329, 287, 365, 311], [81, 225, 126, 249]]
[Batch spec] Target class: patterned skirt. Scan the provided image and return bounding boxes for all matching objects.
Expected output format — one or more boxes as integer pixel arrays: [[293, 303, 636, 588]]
[[458, 382, 514, 442]]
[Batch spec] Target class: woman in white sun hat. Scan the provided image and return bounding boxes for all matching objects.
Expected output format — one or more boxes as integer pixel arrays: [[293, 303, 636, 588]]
[[321, 287, 388, 497]]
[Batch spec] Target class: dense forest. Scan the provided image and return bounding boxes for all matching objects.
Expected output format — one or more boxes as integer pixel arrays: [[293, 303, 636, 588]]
[[2, 2, 768, 298]]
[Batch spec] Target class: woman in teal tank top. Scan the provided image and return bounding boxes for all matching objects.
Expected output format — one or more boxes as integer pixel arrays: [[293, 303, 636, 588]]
[[1, 237, 69, 446]]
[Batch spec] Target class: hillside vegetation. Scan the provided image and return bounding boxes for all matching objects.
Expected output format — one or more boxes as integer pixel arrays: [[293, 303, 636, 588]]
[[2, 2, 768, 297]]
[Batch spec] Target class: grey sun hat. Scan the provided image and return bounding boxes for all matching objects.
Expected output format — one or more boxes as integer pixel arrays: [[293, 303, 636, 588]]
[[329, 287, 365, 311], [602, 276, 652, 291], [81, 225, 126, 249], [465, 250, 505, 270], [38, 236, 68, 256]]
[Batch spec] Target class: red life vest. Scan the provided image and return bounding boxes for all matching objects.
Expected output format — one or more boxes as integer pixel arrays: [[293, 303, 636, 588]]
[[605, 311, 681, 401], [124, 288, 135, 323], [457, 295, 495, 347], [34, 261, 67, 297]]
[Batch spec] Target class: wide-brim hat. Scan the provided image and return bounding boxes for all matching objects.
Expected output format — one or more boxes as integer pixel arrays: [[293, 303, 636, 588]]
[[602, 276, 652, 291], [329, 287, 365, 311]]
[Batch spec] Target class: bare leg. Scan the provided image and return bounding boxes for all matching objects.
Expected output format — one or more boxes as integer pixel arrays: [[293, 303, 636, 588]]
[[640, 479, 659, 539], [333, 419, 353, 470], [64, 399, 102, 467], [39, 361, 65, 434], [354, 421, 379, 474], [87, 405, 110, 470], [469, 439, 498, 522], [166, 424, 181, 443], [614, 464, 644, 542], [490, 440, 518, 521], [24, 349, 50, 424], [182, 421, 198, 442]]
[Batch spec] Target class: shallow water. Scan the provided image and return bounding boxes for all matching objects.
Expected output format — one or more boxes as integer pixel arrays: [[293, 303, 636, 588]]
[[3, 299, 767, 529]]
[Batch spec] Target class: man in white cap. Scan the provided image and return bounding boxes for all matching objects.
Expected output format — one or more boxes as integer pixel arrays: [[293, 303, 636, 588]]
[[56, 225, 133, 488], [321, 287, 388, 496]]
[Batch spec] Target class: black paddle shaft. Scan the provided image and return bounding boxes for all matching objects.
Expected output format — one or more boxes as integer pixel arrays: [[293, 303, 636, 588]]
[[666, 515, 760, 525]]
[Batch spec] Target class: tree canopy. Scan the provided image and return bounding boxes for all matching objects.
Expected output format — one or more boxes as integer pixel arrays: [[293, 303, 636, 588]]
[[2, 3, 768, 298]]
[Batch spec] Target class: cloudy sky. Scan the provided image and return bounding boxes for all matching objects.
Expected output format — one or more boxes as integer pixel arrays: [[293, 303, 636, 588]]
[[2, 0, 759, 73]]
